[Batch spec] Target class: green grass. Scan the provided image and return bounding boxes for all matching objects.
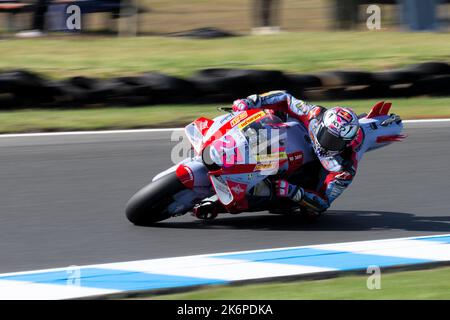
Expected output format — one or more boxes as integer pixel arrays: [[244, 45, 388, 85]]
[[1, 32, 449, 79], [149, 266, 450, 300], [1, 97, 449, 133], [0, 105, 219, 133]]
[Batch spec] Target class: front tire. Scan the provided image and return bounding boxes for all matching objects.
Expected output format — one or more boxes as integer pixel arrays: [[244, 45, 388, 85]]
[[125, 172, 186, 225]]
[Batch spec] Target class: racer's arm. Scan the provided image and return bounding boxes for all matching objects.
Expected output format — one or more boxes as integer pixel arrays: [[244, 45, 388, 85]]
[[301, 169, 355, 212], [232, 91, 324, 126], [276, 153, 358, 212]]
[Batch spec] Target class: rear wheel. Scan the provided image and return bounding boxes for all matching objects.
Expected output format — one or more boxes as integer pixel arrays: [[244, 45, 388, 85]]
[[125, 172, 186, 225]]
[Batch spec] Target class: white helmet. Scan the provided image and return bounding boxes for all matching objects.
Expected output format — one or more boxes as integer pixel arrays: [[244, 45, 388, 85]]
[[311, 107, 359, 153]]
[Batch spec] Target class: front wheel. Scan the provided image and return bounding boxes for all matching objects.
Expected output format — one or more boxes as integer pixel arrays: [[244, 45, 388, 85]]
[[125, 172, 186, 225]]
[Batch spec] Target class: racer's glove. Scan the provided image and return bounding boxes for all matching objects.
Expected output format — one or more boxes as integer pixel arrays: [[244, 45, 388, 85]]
[[275, 179, 304, 203], [232, 99, 251, 112]]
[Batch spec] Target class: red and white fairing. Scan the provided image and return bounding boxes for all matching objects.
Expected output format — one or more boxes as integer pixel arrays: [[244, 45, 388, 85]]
[[182, 109, 316, 212]]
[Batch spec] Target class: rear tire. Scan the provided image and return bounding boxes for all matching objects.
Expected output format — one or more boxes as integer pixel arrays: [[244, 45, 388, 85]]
[[125, 172, 186, 225]]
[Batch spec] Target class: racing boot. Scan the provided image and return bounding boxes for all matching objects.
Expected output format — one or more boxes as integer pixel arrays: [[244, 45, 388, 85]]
[[381, 113, 402, 126]]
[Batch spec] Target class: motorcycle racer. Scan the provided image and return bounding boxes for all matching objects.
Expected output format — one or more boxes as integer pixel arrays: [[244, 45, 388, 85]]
[[231, 90, 362, 215]]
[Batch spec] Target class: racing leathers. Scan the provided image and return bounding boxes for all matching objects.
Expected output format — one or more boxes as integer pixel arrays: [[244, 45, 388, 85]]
[[232, 90, 362, 213]]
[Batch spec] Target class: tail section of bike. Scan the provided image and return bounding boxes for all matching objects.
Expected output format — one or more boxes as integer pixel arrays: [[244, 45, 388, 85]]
[[357, 101, 405, 158]]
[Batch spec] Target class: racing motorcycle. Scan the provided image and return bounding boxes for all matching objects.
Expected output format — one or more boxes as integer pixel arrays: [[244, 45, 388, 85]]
[[125, 101, 404, 225]]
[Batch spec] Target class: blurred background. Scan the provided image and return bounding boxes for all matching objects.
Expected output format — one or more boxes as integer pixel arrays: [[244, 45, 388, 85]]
[[2, 0, 450, 35], [0, 0, 449, 132]]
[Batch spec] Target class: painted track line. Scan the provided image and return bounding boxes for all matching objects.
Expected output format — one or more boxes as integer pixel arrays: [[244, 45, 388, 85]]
[[0, 233, 449, 299], [404, 118, 450, 123], [0, 118, 449, 139]]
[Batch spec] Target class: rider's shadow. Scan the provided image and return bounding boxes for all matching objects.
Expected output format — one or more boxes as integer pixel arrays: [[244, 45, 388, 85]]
[[154, 210, 450, 232]]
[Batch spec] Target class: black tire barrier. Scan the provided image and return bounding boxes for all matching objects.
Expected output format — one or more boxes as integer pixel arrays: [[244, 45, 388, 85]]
[[57, 77, 100, 104], [316, 71, 375, 87], [406, 61, 450, 76], [138, 72, 199, 104], [409, 75, 450, 96], [318, 83, 419, 100], [190, 68, 290, 99], [283, 74, 323, 98], [371, 70, 427, 85], [57, 73, 199, 107], [286, 74, 322, 89], [102, 73, 199, 106], [0, 93, 21, 110], [0, 61, 449, 109], [0, 70, 45, 94], [0, 70, 59, 106]]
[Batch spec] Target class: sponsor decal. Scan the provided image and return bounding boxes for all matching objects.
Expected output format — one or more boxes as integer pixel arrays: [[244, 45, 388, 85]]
[[237, 111, 266, 129], [289, 152, 303, 162], [230, 112, 248, 127], [220, 113, 233, 124], [256, 152, 287, 162], [288, 151, 303, 163], [286, 151, 304, 173], [231, 184, 244, 195], [227, 180, 247, 199], [255, 162, 277, 171]]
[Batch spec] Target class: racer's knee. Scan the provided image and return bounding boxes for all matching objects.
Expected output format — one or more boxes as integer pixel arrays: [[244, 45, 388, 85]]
[[301, 191, 330, 212]]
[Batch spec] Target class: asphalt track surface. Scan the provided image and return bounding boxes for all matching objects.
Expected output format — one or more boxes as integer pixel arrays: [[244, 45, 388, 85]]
[[0, 122, 449, 273]]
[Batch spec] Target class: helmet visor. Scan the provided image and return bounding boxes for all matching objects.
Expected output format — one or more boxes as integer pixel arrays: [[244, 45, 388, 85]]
[[316, 125, 347, 151]]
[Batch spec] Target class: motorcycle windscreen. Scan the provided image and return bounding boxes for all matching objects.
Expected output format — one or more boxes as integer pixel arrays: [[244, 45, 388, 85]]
[[185, 122, 204, 154], [210, 175, 233, 206]]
